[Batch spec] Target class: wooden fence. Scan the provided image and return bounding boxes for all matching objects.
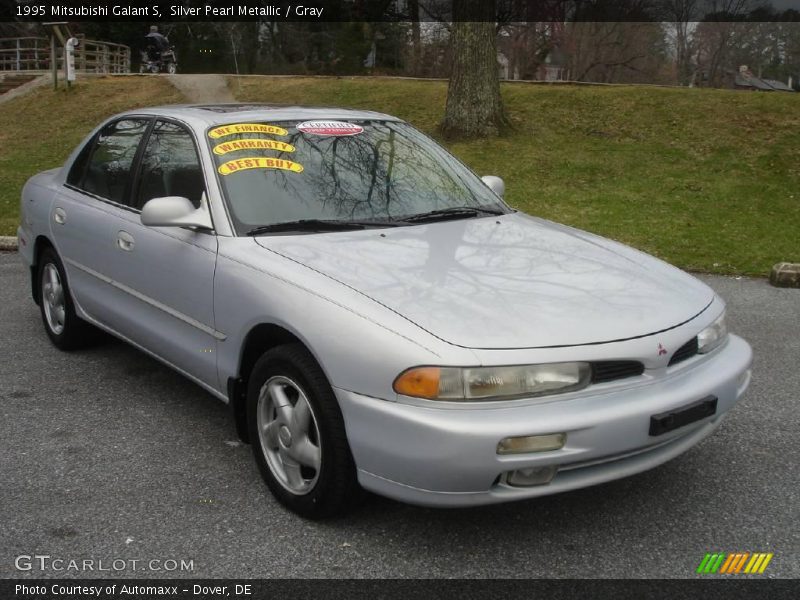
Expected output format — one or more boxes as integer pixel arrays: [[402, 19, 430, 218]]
[[0, 37, 130, 74]]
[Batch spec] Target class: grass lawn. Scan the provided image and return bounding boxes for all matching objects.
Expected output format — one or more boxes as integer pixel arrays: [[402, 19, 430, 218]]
[[1, 74, 797, 276], [0, 75, 185, 237], [230, 76, 800, 276]]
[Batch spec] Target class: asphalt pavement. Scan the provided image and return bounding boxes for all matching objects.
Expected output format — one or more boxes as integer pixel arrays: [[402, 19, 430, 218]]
[[1, 253, 798, 579]]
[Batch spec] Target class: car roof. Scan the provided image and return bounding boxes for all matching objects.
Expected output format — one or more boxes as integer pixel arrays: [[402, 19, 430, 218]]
[[118, 103, 403, 129]]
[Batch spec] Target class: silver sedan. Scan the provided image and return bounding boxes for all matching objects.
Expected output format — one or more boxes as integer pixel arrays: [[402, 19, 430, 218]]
[[17, 105, 752, 518]]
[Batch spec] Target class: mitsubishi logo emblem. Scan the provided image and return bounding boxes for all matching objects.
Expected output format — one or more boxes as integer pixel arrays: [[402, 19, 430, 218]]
[[658, 343, 668, 356]]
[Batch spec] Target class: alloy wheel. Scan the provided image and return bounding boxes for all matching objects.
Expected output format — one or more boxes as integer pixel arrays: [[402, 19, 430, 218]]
[[41, 263, 66, 335], [256, 375, 322, 495]]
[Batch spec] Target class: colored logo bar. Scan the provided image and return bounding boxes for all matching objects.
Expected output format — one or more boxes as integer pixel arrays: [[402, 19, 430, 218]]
[[696, 552, 774, 574]]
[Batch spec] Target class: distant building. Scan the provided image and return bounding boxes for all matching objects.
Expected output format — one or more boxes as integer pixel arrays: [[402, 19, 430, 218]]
[[537, 47, 568, 82], [734, 65, 794, 92], [760, 78, 794, 92], [497, 45, 569, 82], [497, 51, 512, 80]]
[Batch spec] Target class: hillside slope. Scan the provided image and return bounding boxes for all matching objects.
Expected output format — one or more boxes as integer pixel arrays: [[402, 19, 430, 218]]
[[1, 75, 797, 275], [0, 76, 184, 237], [231, 76, 800, 275]]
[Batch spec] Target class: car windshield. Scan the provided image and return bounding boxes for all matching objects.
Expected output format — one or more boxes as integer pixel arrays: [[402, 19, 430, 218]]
[[207, 119, 508, 234]]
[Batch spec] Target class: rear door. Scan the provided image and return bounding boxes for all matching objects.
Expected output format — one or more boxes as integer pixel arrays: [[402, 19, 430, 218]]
[[100, 119, 221, 391], [51, 117, 150, 325]]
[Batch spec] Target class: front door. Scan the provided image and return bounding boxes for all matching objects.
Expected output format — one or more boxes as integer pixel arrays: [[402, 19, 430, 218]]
[[101, 119, 221, 392]]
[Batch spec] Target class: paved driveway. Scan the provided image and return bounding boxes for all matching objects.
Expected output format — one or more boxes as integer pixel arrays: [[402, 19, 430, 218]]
[[1, 253, 797, 578]]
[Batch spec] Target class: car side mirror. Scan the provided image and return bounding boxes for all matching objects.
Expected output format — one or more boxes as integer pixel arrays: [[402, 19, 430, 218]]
[[481, 175, 505, 198], [140, 195, 213, 230]]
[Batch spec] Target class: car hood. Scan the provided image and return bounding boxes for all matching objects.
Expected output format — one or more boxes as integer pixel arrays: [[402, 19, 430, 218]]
[[255, 213, 714, 349]]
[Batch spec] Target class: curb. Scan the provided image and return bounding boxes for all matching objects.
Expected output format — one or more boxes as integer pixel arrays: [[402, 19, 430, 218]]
[[0, 236, 17, 252], [770, 262, 800, 288]]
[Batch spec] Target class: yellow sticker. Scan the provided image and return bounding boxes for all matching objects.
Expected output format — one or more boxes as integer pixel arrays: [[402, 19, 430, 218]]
[[213, 139, 295, 156], [208, 123, 288, 139], [218, 157, 304, 176]]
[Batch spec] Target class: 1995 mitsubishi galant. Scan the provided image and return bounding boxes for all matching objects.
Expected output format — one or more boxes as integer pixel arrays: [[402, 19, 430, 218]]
[[18, 104, 752, 518]]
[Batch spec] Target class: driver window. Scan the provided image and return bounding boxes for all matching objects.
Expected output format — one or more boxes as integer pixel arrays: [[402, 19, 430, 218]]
[[81, 118, 149, 205], [136, 120, 205, 210]]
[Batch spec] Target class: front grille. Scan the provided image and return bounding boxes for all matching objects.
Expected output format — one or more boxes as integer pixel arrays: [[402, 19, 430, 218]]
[[591, 360, 645, 384], [668, 337, 699, 366]]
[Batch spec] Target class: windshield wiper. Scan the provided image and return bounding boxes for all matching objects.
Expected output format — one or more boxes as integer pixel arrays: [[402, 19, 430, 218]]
[[246, 218, 401, 236], [402, 206, 505, 224]]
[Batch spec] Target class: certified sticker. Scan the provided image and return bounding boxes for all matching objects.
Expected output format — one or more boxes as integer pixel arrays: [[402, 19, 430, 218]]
[[208, 123, 288, 139], [218, 157, 304, 175], [296, 121, 364, 136]]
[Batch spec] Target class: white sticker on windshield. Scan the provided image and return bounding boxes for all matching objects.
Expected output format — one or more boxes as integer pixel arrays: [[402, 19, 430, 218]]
[[296, 121, 364, 136]]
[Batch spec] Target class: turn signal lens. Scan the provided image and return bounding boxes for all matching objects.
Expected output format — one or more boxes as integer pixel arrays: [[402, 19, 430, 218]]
[[392, 367, 441, 399]]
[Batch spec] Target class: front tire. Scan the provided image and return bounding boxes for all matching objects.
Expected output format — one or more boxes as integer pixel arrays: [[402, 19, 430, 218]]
[[246, 344, 361, 519], [38, 247, 98, 350]]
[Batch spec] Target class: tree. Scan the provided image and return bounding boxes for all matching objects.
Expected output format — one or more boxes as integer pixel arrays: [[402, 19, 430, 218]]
[[565, 21, 669, 83], [692, 0, 752, 86], [660, 0, 699, 85], [497, 22, 563, 81], [441, 0, 508, 139], [408, 0, 423, 75]]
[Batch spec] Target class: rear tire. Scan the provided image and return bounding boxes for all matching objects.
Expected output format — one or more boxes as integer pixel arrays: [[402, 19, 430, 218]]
[[37, 247, 99, 350], [246, 344, 362, 519]]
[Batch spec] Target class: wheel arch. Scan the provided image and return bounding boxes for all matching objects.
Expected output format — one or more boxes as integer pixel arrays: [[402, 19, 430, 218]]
[[30, 235, 56, 305], [229, 322, 326, 444]]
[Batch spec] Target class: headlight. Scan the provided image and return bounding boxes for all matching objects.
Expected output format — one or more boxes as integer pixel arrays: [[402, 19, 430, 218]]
[[697, 312, 728, 354], [393, 362, 591, 401]]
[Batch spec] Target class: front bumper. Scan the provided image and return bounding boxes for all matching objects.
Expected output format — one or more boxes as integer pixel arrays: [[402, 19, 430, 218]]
[[334, 334, 752, 507]]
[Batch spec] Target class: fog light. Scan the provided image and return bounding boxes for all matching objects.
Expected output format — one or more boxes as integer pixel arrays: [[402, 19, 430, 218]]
[[497, 433, 566, 455], [505, 466, 558, 487]]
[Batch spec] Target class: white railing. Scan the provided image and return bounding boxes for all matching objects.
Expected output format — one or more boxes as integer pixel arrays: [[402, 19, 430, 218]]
[[0, 37, 130, 73]]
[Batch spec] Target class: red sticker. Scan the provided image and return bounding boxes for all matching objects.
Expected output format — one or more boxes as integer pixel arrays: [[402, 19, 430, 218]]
[[296, 121, 364, 136]]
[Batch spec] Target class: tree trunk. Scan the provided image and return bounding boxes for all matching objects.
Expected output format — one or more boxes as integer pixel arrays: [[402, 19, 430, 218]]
[[409, 0, 422, 75], [441, 0, 507, 139]]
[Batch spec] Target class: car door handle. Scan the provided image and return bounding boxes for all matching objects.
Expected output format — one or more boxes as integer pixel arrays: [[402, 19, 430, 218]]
[[116, 230, 135, 252], [53, 207, 66, 225]]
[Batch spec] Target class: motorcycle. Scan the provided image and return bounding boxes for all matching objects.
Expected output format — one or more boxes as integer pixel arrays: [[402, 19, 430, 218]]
[[139, 44, 178, 74]]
